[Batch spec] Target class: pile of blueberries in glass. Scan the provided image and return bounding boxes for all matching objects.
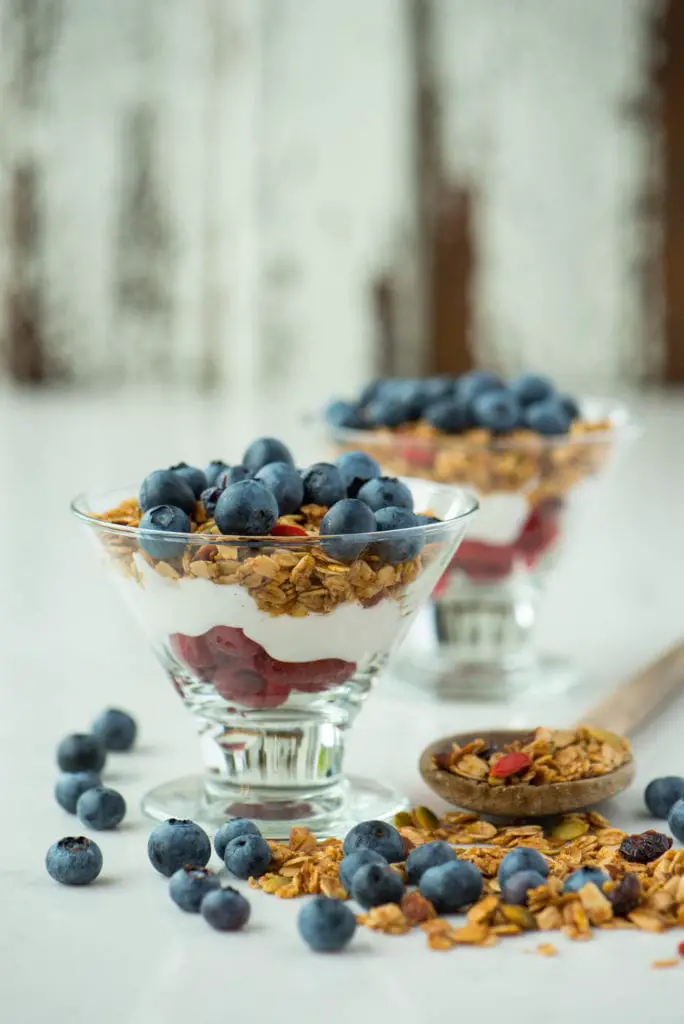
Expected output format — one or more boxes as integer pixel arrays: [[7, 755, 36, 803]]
[[326, 371, 581, 437], [137, 438, 437, 565]]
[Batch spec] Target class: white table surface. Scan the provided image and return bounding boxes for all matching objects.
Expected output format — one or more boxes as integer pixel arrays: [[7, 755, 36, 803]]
[[2, 387, 684, 1024]]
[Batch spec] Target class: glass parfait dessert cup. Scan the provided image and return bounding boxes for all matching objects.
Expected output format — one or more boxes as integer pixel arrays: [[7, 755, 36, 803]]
[[326, 399, 634, 700], [71, 479, 476, 838]]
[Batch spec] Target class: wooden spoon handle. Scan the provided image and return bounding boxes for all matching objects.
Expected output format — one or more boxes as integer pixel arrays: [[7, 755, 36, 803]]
[[579, 641, 684, 737]]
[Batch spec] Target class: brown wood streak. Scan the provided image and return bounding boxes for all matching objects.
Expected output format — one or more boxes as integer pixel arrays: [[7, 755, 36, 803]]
[[660, 0, 684, 382]]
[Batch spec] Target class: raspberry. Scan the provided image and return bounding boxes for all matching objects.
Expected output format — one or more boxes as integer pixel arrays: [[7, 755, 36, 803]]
[[169, 633, 214, 671]]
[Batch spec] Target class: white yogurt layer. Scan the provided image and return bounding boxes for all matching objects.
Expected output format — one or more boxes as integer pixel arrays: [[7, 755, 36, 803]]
[[467, 493, 529, 545], [118, 557, 410, 664]]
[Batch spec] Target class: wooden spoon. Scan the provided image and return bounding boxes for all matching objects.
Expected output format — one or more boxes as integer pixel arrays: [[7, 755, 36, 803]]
[[419, 641, 684, 818]]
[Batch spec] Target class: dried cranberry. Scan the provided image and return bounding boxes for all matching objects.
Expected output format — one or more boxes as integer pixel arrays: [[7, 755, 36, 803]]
[[678, 941, 684, 958], [433, 752, 451, 771], [608, 872, 641, 916], [619, 830, 672, 864], [490, 752, 532, 779]]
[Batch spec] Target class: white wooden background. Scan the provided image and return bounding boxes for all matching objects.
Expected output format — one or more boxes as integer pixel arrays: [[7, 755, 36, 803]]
[[0, 0, 659, 396]]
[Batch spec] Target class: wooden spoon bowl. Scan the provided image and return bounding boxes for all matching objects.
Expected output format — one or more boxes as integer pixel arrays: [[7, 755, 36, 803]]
[[419, 729, 635, 818]]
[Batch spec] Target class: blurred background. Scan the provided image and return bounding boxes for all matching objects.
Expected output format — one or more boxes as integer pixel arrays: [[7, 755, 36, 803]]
[[1, 0, 680, 401]]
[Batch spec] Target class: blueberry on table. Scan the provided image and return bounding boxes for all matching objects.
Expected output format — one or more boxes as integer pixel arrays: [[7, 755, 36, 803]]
[[147, 819, 212, 877], [357, 476, 414, 513], [46, 836, 103, 886], [325, 399, 364, 430], [169, 866, 221, 913], [419, 860, 483, 912], [424, 398, 470, 434], [242, 437, 294, 473], [204, 459, 229, 487], [343, 819, 405, 863], [371, 506, 424, 564], [214, 819, 262, 861], [644, 777, 684, 819], [335, 451, 381, 497], [91, 708, 137, 751], [139, 469, 196, 515], [454, 370, 502, 406], [405, 840, 456, 885], [217, 465, 252, 487], [254, 461, 304, 515], [214, 480, 279, 536], [338, 850, 388, 893], [200, 486, 222, 518], [498, 847, 549, 886], [500, 869, 547, 906], [298, 896, 356, 951], [138, 505, 191, 561], [76, 786, 126, 830], [563, 867, 610, 894], [56, 733, 106, 774], [351, 862, 404, 908], [523, 398, 572, 436], [509, 373, 555, 407], [472, 389, 521, 433], [223, 833, 272, 879], [668, 799, 684, 842], [54, 771, 101, 814], [319, 498, 375, 562], [169, 462, 208, 498], [301, 463, 346, 507], [201, 887, 252, 932]]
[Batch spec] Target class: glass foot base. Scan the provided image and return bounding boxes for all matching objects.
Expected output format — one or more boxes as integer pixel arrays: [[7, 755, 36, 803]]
[[141, 774, 408, 840]]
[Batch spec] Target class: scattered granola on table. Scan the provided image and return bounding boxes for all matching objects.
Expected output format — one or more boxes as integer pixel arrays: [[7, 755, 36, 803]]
[[432, 726, 632, 786], [250, 808, 684, 953]]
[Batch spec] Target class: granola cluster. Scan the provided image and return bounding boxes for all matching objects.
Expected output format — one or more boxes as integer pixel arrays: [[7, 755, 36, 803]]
[[335, 419, 612, 504], [93, 498, 426, 617], [432, 727, 632, 787], [251, 807, 684, 960]]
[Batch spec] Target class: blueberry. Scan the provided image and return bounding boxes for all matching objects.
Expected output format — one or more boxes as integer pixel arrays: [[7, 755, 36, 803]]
[[214, 819, 262, 861], [242, 437, 294, 473], [200, 486, 222, 518], [523, 398, 571, 436], [217, 466, 252, 487], [509, 373, 555, 407], [339, 850, 387, 893], [254, 461, 304, 515], [147, 818, 212, 877], [169, 865, 221, 913], [420, 376, 456, 404], [301, 463, 346, 507], [201, 886, 251, 932], [57, 733, 106, 774], [325, 400, 364, 430], [472, 389, 521, 433], [319, 498, 375, 562], [214, 480, 279, 536], [335, 451, 381, 497], [54, 771, 101, 814], [454, 370, 502, 405], [668, 799, 684, 842], [357, 476, 413, 513], [419, 860, 483, 912], [46, 836, 103, 886], [405, 840, 456, 885], [139, 469, 196, 515], [365, 395, 414, 428], [416, 514, 440, 525], [351, 862, 404, 908], [559, 394, 581, 421], [204, 459, 229, 487], [76, 786, 126, 830], [298, 896, 356, 951], [371, 506, 424, 564], [563, 867, 610, 894], [169, 462, 208, 498], [500, 869, 547, 905], [645, 777, 684, 819], [342, 819, 405, 863], [138, 505, 191, 560], [223, 833, 272, 879], [91, 708, 137, 752], [358, 380, 383, 407], [424, 398, 470, 434], [498, 848, 549, 887]]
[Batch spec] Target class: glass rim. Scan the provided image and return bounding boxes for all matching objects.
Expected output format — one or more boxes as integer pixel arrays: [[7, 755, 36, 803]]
[[321, 397, 637, 451], [70, 479, 479, 548]]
